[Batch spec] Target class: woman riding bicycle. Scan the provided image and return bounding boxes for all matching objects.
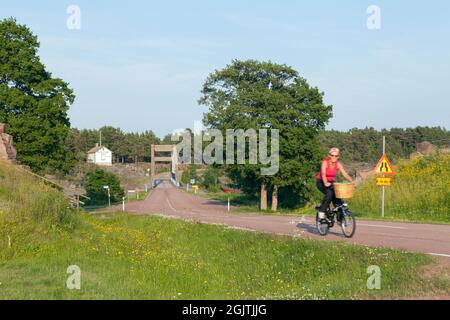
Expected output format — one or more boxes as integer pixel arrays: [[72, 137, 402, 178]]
[[316, 147, 353, 219]]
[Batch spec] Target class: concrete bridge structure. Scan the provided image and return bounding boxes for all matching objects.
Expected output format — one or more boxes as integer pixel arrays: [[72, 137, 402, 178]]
[[150, 144, 179, 186]]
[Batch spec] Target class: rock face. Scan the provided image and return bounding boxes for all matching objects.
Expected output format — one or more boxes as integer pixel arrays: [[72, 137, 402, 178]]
[[0, 123, 17, 162], [411, 141, 449, 159], [416, 141, 439, 155]]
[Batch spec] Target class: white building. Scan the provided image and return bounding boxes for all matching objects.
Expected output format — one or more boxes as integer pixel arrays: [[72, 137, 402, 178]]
[[87, 144, 112, 166]]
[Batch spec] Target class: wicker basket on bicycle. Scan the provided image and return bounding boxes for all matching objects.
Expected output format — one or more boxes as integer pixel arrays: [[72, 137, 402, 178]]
[[334, 183, 355, 199]]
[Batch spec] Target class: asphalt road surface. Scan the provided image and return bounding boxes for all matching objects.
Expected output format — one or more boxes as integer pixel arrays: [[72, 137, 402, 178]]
[[124, 174, 450, 258]]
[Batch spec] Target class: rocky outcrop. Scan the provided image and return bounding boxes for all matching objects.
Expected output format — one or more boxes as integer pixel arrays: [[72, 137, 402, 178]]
[[411, 141, 449, 159], [0, 123, 17, 162], [416, 141, 438, 155]]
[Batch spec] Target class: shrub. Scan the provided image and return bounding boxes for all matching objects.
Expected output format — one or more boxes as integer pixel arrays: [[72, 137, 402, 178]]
[[202, 166, 221, 192], [84, 168, 124, 205], [181, 164, 198, 185]]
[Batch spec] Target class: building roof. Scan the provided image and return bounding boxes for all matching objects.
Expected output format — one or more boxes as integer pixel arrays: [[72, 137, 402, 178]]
[[87, 145, 111, 154]]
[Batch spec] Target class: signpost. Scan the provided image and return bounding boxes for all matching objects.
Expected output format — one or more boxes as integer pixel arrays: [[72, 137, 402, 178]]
[[371, 136, 396, 218], [103, 185, 110, 207], [223, 186, 238, 212]]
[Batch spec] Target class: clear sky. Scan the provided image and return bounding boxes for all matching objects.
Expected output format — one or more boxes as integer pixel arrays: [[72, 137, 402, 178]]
[[2, 1, 449, 137]]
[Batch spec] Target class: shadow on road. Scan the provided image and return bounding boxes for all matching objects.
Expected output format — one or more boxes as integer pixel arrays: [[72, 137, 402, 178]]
[[296, 222, 345, 238]]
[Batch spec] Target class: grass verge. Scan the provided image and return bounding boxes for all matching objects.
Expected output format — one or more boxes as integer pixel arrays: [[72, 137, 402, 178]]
[[0, 212, 448, 299]]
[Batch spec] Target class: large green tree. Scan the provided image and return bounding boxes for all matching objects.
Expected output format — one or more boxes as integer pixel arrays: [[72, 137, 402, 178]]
[[0, 18, 75, 173], [199, 60, 332, 210]]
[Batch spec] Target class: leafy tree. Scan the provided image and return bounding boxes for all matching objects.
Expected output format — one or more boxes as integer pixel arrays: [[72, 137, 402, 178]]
[[84, 168, 124, 205], [0, 18, 75, 173], [140, 130, 160, 161], [181, 164, 198, 185], [202, 166, 221, 192], [199, 59, 332, 210], [161, 133, 174, 145]]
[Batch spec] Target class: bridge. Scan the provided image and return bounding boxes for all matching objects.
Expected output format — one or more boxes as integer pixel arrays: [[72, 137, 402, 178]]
[[150, 144, 180, 187]]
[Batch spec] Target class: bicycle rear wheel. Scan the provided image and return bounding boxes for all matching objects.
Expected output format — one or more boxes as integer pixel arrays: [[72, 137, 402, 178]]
[[340, 209, 356, 238]]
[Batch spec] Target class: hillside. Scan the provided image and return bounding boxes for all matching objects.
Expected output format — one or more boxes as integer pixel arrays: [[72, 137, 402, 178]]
[[0, 161, 77, 258], [350, 153, 450, 223]]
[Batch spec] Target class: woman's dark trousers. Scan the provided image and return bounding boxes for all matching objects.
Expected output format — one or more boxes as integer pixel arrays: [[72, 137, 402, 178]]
[[316, 180, 343, 213]]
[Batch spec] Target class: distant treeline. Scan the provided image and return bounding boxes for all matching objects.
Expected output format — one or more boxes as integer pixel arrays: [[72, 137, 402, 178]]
[[67, 126, 161, 163], [68, 126, 449, 165], [318, 126, 449, 164]]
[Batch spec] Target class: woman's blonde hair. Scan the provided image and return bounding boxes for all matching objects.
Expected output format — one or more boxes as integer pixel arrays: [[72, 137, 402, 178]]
[[329, 147, 340, 155]]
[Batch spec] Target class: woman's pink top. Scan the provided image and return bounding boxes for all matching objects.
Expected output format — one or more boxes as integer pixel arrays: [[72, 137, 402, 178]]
[[316, 158, 339, 182]]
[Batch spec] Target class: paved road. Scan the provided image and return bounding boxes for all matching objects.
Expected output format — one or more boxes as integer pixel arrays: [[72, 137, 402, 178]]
[[125, 175, 450, 258]]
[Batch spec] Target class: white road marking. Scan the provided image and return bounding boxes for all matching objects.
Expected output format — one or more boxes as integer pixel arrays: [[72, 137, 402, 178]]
[[302, 217, 407, 230], [428, 253, 450, 258], [358, 223, 407, 230], [166, 197, 178, 212]]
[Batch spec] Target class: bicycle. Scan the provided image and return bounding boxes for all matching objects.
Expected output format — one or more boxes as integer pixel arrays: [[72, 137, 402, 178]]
[[316, 202, 356, 238]]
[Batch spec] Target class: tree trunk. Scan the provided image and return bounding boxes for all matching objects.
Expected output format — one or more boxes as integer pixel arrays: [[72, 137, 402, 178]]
[[260, 182, 267, 210], [271, 185, 278, 211]]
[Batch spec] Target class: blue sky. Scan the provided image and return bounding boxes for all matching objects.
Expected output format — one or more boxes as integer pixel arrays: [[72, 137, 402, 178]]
[[2, 1, 449, 137]]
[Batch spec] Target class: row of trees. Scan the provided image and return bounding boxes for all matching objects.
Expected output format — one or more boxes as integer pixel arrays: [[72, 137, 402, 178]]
[[64, 124, 449, 172], [67, 125, 449, 168], [318, 127, 449, 164], [67, 127, 160, 163]]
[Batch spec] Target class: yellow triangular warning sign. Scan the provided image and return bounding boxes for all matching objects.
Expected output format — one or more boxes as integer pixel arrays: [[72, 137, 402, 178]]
[[371, 154, 396, 175]]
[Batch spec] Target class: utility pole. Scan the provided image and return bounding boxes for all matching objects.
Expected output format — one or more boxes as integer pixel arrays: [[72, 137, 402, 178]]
[[382, 136, 385, 218], [99, 130, 102, 146]]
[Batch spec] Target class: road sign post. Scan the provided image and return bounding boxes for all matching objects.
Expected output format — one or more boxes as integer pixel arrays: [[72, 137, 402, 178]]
[[382, 136, 385, 218], [371, 136, 396, 218]]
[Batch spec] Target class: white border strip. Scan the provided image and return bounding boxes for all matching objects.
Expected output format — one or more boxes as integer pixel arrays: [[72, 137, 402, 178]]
[[358, 223, 407, 230], [428, 253, 450, 258]]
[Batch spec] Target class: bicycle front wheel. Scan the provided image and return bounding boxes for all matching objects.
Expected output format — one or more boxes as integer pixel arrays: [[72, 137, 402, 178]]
[[316, 214, 329, 236], [341, 209, 356, 238]]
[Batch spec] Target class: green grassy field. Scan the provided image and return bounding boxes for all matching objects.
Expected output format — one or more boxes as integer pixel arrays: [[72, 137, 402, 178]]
[[1, 212, 449, 299], [0, 160, 448, 299]]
